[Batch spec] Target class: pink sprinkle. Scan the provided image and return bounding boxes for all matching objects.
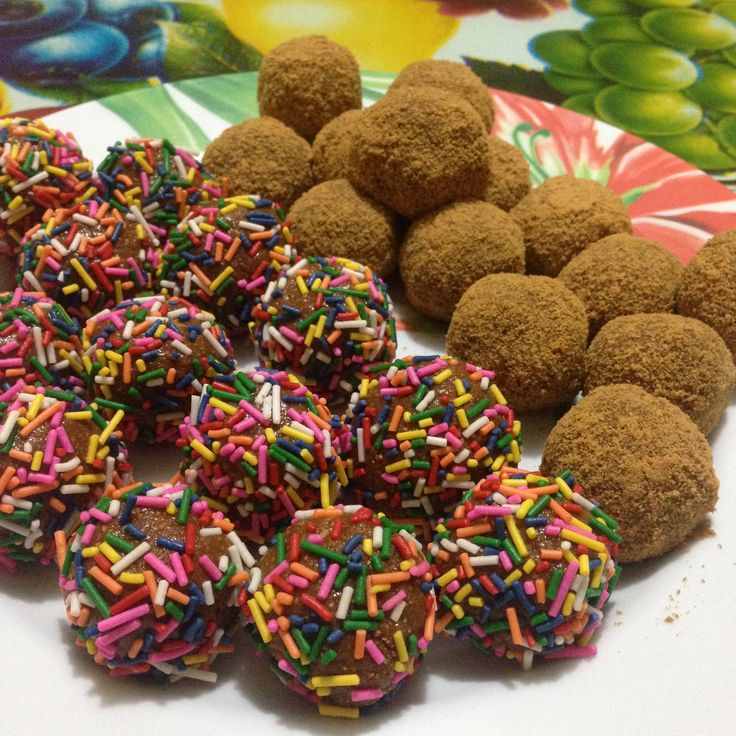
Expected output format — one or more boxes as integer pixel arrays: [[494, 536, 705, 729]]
[[81, 524, 97, 546], [409, 560, 430, 577], [352, 688, 383, 702], [97, 603, 151, 633], [258, 445, 268, 484], [88, 507, 112, 523], [198, 554, 222, 581], [170, 552, 188, 587], [544, 645, 597, 660], [306, 533, 324, 544], [446, 580, 461, 594], [545, 525, 561, 537], [135, 496, 170, 509], [263, 560, 288, 584], [499, 551, 513, 572], [287, 575, 309, 589], [154, 617, 180, 643], [523, 580, 536, 596], [144, 553, 177, 583], [364, 640, 385, 665], [148, 643, 196, 663], [278, 657, 299, 677], [467, 505, 513, 519], [381, 590, 406, 612], [96, 618, 141, 647], [317, 563, 340, 600], [548, 561, 580, 618]]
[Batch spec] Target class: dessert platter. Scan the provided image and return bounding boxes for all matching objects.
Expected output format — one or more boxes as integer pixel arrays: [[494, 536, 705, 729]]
[[0, 50, 734, 736]]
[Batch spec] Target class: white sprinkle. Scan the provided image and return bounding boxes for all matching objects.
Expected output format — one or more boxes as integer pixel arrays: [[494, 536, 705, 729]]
[[110, 541, 151, 575], [335, 585, 354, 620]]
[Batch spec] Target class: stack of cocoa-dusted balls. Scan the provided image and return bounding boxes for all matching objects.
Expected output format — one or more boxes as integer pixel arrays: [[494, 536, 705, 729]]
[[0, 30, 733, 723]]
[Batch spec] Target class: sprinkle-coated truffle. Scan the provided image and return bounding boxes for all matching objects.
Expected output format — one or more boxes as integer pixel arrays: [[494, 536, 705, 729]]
[[177, 368, 351, 547], [82, 295, 236, 443], [343, 355, 522, 522], [430, 468, 620, 669], [59, 480, 250, 681], [248, 505, 435, 718]]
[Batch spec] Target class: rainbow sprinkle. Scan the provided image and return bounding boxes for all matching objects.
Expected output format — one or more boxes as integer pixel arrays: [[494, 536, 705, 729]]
[[344, 355, 522, 521], [161, 195, 296, 331], [252, 255, 397, 400], [81, 294, 235, 443], [59, 480, 251, 681], [0, 118, 94, 257], [430, 468, 621, 669], [0, 384, 132, 572], [247, 505, 435, 717], [177, 369, 351, 547]]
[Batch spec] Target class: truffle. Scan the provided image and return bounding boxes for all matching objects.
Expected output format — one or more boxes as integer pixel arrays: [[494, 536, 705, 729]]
[[311, 109, 364, 183], [348, 86, 489, 218], [177, 368, 351, 547], [82, 295, 236, 444], [484, 136, 531, 212], [343, 355, 522, 521], [558, 233, 682, 336], [19, 198, 164, 321], [541, 384, 719, 563], [677, 230, 736, 364], [447, 273, 588, 411], [161, 194, 297, 332], [247, 505, 434, 718], [289, 179, 401, 278], [251, 256, 396, 399], [0, 289, 85, 394], [430, 469, 621, 669], [59, 480, 250, 681], [202, 117, 313, 211], [96, 137, 222, 245], [511, 175, 632, 276], [257, 35, 362, 142], [585, 313, 735, 436], [399, 199, 524, 321], [0, 118, 94, 258], [389, 59, 494, 130], [0, 385, 132, 571]]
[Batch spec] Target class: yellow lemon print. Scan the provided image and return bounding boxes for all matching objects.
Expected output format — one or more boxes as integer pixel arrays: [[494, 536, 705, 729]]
[[0, 81, 10, 116], [222, 0, 460, 72]]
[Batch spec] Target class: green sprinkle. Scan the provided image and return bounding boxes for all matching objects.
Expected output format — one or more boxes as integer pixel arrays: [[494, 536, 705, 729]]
[[410, 406, 444, 423], [546, 569, 564, 601], [308, 625, 330, 661], [320, 648, 338, 665], [348, 609, 385, 621], [275, 532, 286, 563], [214, 562, 236, 590], [527, 495, 551, 518], [81, 577, 110, 618], [165, 600, 185, 621], [342, 620, 377, 632], [483, 619, 510, 634], [291, 627, 312, 656], [104, 533, 135, 554], [354, 567, 367, 606], [299, 541, 348, 565], [177, 486, 192, 525]]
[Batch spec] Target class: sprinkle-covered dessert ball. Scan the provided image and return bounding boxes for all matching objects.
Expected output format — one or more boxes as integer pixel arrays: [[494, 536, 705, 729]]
[[58, 480, 251, 681], [19, 197, 164, 321], [96, 137, 223, 244], [257, 35, 362, 142], [252, 256, 396, 399], [558, 233, 682, 337], [511, 175, 632, 276], [177, 369, 351, 547], [348, 87, 489, 218], [343, 356, 522, 521], [0, 289, 84, 393], [447, 274, 588, 411], [161, 194, 296, 331], [677, 229, 736, 364], [430, 469, 621, 670], [399, 199, 524, 322], [82, 295, 236, 444], [248, 505, 435, 718], [0, 118, 95, 257], [311, 109, 364, 183], [203, 117, 313, 211], [0, 385, 132, 572], [289, 179, 401, 279], [541, 384, 719, 563], [389, 59, 495, 130], [484, 136, 531, 212], [585, 313, 736, 436]]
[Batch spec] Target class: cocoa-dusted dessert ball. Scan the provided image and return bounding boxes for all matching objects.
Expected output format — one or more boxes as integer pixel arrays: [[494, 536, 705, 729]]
[[677, 230, 736, 364], [343, 355, 522, 521], [0, 118, 95, 258], [541, 384, 719, 563], [0, 289, 85, 394], [289, 179, 400, 279], [348, 86, 489, 218], [18, 198, 164, 322], [202, 117, 313, 211], [177, 368, 351, 548], [161, 194, 296, 332], [312, 109, 364, 183], [447, 273, 588, 411], [430, 469, 621, 670], [251, 256, 396, 400], [59, 480, 251, 681], [399, 199, 524, 322], [389, 59, 494, 131], [484, 136, 531, 212], [257, 35, 362, 142], [0, 385, 132, 572], [247, 505, 435, 718], [559, 234, 682, 337], [82, 295, 236, 444], [511, 176, 632, 276], [585, 313, 735, 436]]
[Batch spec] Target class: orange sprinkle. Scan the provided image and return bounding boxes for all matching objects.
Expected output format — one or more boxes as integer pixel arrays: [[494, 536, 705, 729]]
[[278, 628, 301, 660], [354, 629, 366, 660], [290, 561, 319, 582], [540, 549, 564, 561], [127, 638, 144, 659], [535, 578, 546, 604], [549, 499, 573, 523], [456, 523, 491, 539], [369, 571, 410, 585], [388, 404, 403, 433], [506, 607, 523, 646], [88, 565, 123, 595], [459, 552, 474, 580], [166, 588, 190, 606]]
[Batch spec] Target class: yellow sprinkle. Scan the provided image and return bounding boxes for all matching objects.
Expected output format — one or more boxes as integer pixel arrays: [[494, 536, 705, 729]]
[[569, 516, 593, 533], [504, 569, 523, 585], [182, 654, 208, 666], [76, 474, 106, 484], [579, 554, 590, 577], [98, 409, 124, 446], [468, 597, 484, 608], [436, 568, 458, 587], [362, 538, 372, 557], [202, 495, 229, 514], [104, 350, 123, 365], [393, 630, 409, 662], [433, 368, 452, 384], [314, 314, 327, 339], [555, 476, 574, 499], [310, 675, 360, 688], [451, 603, 465, 620], [209, 266, 234, 292], [370, 583, 390, 594], [99, 542, 121, 564], [30, 450, 43, 471], [190, 439, 216, 462], [452, 393, 472, 407], [86, 434, 99, 465], [118, 572, 145, 585], [26, 393, 44, 421], [208, 397, 238, 416], [399, 559, 413, 571], [285, 484, 305, 509], [526, 527, 539, 540], [296, 275, 308, 296], [385, 459, 411, 473], [418, 417, 434, 429], [562, 591, 576, 617], [560, 529, 605, 552], [81, 546, 99, 558], [247, 598, 272, 643], [62, 284, 80, 295], [453, 583, 473, 602], [317, 705, 359, 720], [320, 474, 332, 509], [504, 516, 529, 558], [65, 410, 93, 421], [563, 548, 578, 564], [70, 258, 97, 291], [282, 426, 313, 444], [490, 383, 507, 405], [516, 499, 534, 519], [513, 419, 522, 436], [591, 552, 607, 589], [263, 583, 276, 603], [456, 408, 469, 429], [253, 590, 272, 614], [522, 559, 536, 575]]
